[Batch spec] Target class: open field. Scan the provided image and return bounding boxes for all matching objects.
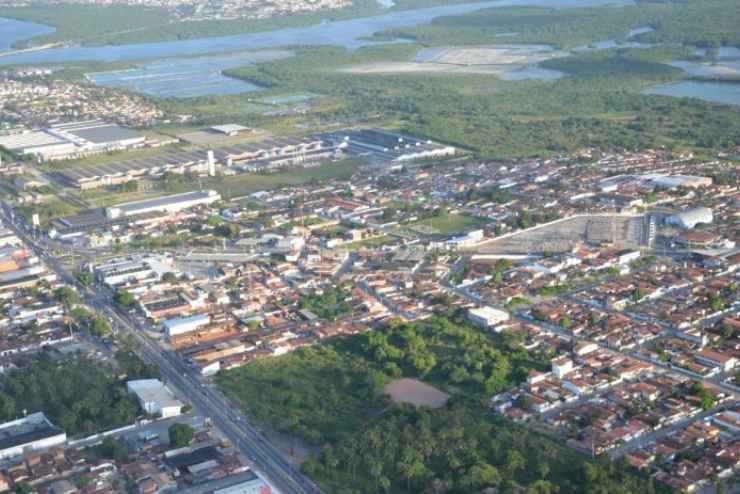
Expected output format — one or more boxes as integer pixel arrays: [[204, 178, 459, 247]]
[[175, 128, 268, 146], [216, 343, 390, 446], [73, 159, 363, 207], [385, 378, 450, 408], [207, 160, 362, 199], [225, 43, 740, 158], [343, 61, 510, 75], [341, 235, 394, 251], [404, 213, 490, 236], [343, 44, 567, 76]]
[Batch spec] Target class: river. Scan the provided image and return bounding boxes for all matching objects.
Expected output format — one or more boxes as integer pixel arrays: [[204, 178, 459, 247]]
[[5, 0, 738, 107], [0, 0, 633, 65], [0, 17, 55, 51]]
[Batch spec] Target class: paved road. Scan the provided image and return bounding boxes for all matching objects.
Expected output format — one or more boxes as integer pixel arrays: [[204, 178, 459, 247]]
[[607, 401, 738, 459], [0, 203, 323, 494]]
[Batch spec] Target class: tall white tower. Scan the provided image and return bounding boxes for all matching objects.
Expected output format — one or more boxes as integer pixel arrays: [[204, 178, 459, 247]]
[[207, 150, 216, 177]]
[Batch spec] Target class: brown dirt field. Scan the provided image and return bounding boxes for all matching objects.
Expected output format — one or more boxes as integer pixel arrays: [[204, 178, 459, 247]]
[[385, 378, 450, 408]]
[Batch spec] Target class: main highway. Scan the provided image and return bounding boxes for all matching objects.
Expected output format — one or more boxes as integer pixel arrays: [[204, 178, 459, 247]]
[[0, 202, 323, 494]]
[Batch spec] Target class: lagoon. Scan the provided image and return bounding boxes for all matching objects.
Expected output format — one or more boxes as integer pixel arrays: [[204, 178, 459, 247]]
[[0, 17, 55, 51], [644, 81, 740, 106], [0, 0, 633, 66]]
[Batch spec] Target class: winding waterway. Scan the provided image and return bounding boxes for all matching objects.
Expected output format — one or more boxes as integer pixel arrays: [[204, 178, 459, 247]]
[[0, 0, 632, 65], [3, 0, 739, 106]]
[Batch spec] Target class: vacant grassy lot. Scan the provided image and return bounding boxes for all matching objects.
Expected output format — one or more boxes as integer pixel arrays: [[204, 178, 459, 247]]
[[216, 343, 390, 445], [74, 159, 362, 207], [406, 212, 490, 235]]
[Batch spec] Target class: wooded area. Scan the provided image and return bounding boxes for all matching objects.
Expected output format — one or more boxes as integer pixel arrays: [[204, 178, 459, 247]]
[[218, 313, 674, 493], [0, 353, 142, 436]]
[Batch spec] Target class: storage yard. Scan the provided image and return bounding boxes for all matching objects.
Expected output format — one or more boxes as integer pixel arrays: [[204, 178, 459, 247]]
[[468, 214, 651, 255]]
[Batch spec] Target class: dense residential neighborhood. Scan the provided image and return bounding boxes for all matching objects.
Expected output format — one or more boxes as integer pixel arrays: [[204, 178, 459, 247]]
[[0, 126, 737, 492], [0, 0, 738, 492]]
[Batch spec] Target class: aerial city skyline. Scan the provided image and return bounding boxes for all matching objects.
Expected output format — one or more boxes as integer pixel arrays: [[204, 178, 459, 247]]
[[0, 0, 737, 493]]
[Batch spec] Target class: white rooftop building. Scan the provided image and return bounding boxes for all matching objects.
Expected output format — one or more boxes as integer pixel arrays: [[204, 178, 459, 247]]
[[210, 124, 251, 136], [94, 255, 175, 287], [666, 207, 713, 230], [0, 412, 66, 460], [127, 379, 183, 418], [467, 306, 510, 330], [647, 175, 712, 189], [0, 120, 145, 162], [163, 314, 211, 338], [106, 190, 221, 219]]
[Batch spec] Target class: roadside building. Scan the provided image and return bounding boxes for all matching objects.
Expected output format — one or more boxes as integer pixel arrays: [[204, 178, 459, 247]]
[[126, 379, 183, 418], [105, 190, 221, 219], [467, 306, 510, 330], [213, 471, 272, 494], [667, 207, 713, 230], [0, 413, 66, 461], [163, 314, 211, 339]]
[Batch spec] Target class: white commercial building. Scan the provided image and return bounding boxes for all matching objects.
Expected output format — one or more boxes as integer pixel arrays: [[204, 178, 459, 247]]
[[617, 250, 641, 266], [0, 412, 66, 460], [211, 124, 251, 136], [551, 357, 574, 379], [94, 257, 157, 287], [667, 207, 713, 230], [446, 229, 484, 249], [106, 190, 221, 219], [467, 306, 510, 330], [163, 314, 211, 338], [647, 175, 712, 189], [127, 379, 183, 418]]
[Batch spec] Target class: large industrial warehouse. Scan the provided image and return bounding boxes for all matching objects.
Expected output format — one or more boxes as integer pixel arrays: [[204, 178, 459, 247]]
[[0, 119, 146, 161], [328, 128, 457, 163], [58, 149, 215, 190], [105, 190, 222, 219], [213, 136, 339, 172]]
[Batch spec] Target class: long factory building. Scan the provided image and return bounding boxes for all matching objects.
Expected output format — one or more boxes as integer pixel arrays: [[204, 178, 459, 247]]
[[326, 128, 457, 163], [58, 136, 340, 190], [105, 189, 222, 219], [0, 120, 145, 162]]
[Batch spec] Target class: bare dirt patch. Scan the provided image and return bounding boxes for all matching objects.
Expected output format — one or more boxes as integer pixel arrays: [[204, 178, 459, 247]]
[[385, 378, 450, 408], [342, 44, 567, 76]]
